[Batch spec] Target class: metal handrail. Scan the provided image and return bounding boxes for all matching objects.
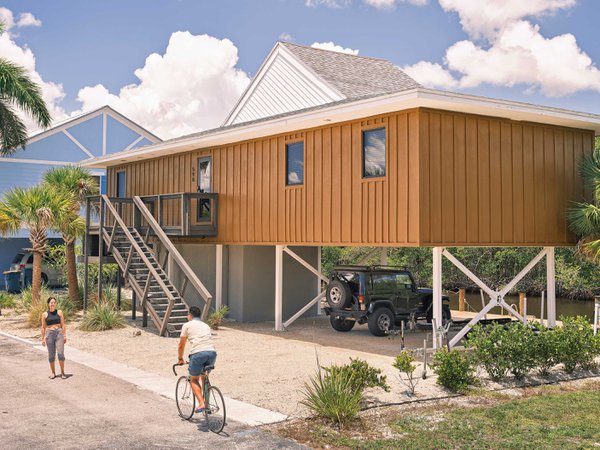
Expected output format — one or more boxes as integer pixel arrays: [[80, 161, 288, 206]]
[[133, 196, 213, 320]]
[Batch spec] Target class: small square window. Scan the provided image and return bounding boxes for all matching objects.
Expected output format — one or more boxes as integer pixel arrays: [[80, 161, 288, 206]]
[[362, 128, 386, 178], [286, 142, 304, 186]]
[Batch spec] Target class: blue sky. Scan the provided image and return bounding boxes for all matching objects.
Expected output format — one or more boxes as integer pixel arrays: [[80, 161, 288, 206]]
[[1, 0, 600, 139]]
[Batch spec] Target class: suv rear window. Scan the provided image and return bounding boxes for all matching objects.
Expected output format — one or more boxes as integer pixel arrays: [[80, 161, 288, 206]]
[[11, 253, 25, 264]]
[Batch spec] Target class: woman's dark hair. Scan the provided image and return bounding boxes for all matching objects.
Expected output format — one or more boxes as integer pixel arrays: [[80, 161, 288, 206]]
[[47, 297, 57, 305], [189, 306, 202, 318]]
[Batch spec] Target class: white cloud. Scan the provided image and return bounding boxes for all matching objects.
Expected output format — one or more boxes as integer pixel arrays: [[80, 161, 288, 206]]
[[0, 9, 67, 131], [305, 0, 350, 7], [311, 41, 359, 55], [16, 12, 42, 28], [75, 32, 251, 139], [438, 0, 576, 40], [364, 0, 427, 8], [404, 1, 600, 97], [279, 32, 294, 42], [402, 61, 458, 88]]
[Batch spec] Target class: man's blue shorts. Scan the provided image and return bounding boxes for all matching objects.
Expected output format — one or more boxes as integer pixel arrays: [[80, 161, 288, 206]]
[[188, 351, 217, 376]]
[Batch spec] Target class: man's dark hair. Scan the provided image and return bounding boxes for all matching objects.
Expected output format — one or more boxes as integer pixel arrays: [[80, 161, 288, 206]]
[[189, 306, 202, 318]]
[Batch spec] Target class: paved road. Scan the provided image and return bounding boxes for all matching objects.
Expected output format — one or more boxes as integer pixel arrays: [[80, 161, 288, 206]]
[[0, 335, 308, 450]]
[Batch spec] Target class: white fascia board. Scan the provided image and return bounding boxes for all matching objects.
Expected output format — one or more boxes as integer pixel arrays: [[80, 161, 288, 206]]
[[82, 88, 600, 169], [0, 158, 72, 166], [223, 43, 344, 126]]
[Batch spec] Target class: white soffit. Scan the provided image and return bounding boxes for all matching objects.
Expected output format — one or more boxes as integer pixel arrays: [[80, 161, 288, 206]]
[[82, 88, 600, 168], [224, 43, 344, 126]]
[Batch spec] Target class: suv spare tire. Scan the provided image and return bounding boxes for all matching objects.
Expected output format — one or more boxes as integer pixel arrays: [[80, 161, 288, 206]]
[[368, 307, 394, 336], [326, 279, 352, 309], [330, 316, 355, 332]]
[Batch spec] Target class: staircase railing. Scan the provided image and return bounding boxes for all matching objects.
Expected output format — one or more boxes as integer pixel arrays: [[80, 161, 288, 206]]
[[100, 195, 180, 336], [132, 196, 213, 320]]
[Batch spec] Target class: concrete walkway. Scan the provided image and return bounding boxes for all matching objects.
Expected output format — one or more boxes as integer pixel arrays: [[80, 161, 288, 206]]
[[0, 330, 287, 427]]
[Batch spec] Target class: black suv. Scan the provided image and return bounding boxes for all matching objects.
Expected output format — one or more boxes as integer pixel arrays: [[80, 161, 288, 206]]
[[323, 265, 451, 336]]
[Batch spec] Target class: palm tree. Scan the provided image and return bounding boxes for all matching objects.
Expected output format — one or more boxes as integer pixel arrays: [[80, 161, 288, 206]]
[[568, 138, 600, 259], [0, 185, 71, 306], [0, 22, 52, 155], [43, 166, 98, 302]]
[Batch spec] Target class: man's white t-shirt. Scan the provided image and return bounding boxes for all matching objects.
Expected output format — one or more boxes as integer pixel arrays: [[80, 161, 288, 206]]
[[180, 318, 216, 355]]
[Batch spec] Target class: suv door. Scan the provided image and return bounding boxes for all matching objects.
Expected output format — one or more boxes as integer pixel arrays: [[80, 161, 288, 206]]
[[369, 272, 397, 311], [395, 273, 415, 314]]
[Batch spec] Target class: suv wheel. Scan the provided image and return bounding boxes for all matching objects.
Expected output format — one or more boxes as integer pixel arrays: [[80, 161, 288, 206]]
[[330, 316, 355, 332], [368, 307, 394, 337], [426, 304, 452, 325], [326, 280, 352, 309]]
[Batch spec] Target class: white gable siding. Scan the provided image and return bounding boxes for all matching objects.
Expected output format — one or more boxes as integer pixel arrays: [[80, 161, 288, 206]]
[[229, 52, 342, 125]]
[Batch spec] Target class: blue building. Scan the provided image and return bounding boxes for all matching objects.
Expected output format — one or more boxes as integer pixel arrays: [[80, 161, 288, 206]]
[[0, 105, 161, 287]]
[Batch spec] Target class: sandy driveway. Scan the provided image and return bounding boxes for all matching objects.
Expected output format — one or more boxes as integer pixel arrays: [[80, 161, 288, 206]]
[[0, 309, 452, 417]]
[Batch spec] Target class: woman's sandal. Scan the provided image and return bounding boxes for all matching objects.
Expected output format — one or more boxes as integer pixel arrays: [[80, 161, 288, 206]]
[[60, 374, 67, 379], [49, 374, 56, 379]]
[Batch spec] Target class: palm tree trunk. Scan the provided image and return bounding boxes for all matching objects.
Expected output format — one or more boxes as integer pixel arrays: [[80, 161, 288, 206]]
[[32, 250, 42, 306], [64, 236, 80, 304]]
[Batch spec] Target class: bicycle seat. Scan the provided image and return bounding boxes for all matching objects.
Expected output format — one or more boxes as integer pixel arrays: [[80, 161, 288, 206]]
[[203, 365, 215, 372]]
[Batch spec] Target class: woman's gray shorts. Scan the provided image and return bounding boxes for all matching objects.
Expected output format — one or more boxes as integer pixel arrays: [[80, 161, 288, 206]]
[[45, 328, 65, 363]]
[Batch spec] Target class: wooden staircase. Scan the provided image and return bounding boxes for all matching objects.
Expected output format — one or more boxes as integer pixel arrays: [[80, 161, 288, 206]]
[[98, 195, 212, 336]]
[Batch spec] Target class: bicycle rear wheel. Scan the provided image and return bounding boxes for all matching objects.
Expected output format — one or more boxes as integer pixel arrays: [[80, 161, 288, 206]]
[[206, 385, 226, 433], [175, 376, 195, 420]]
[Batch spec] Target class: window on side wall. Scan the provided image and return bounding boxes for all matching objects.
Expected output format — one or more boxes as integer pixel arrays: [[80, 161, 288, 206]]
[[116, 171, 126, 198], [286, 141, 304, 186], [362, 127, 386, 178]]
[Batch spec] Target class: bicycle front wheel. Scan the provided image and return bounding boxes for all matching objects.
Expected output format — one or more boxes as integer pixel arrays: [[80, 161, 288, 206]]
[[175, 376, 195, 420], [206, 385, 226, 433]]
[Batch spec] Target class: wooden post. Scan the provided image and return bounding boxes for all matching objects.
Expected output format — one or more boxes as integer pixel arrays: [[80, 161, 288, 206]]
[[98, 197, 104, 304], [458, 288, 466, 312], [519, 292, 526, 322]]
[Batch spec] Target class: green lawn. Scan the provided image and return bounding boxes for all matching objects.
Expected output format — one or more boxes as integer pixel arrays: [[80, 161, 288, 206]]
[[279, 382, 600, 450]]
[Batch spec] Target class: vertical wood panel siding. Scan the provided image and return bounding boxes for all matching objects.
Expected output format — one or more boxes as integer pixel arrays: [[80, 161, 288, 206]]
[[106, 108, 592, 247], [418, 109, 594, 246]]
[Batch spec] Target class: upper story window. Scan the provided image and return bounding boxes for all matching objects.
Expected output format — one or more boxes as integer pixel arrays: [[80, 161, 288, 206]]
[[362, 127, 386, 178], [286, 141, 304, 186], [116, 170, 126, 198]]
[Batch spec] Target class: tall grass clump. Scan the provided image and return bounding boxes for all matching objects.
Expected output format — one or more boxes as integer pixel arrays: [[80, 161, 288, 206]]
[[301, 365, 362, 426], [208, 305, 230, 330], [80, 303, 126, 331], [0, 292, 18, 309], [26, 294, 76, 328]]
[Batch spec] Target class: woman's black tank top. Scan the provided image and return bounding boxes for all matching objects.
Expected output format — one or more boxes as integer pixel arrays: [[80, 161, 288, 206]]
[[46, 310, 61, 326]]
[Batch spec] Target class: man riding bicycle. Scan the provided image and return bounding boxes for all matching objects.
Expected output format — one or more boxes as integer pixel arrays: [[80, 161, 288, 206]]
[[177, 306, 217, 414]]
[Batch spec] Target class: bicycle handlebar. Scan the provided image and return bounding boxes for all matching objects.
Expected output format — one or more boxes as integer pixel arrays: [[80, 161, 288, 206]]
[[172, 362, 187, 376]]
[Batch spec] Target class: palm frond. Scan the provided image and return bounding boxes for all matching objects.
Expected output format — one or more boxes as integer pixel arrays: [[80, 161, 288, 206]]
[[567, 202, 600, 237], [0, 58, 51, 129], [43, 165, 99, 204], [0, 99, 28, 154], [579, 150, 600, 202]]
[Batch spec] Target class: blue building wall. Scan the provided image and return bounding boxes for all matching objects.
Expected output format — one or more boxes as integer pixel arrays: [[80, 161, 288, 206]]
[[0, 107, 160, 287]]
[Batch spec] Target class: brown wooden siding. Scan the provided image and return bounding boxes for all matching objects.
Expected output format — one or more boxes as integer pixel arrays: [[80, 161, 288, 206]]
[[107, 107, 593, 247], [418, 108, 593, 246]]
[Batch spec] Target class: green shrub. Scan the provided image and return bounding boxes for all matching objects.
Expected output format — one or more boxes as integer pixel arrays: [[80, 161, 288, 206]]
[[554, 316, 598, 373], [324, 358, 390, 394], [393, 350, 419, 396], [0, 292, 18, 309], [80, 303, 126, 331], [532, 323, 560, 376], [207, 305, 230, 330], [465, 323, 511, 382], [503, 322, 537, 380], [301, 366, 362, 426], [432, 349, 477, 392], [26, 295, 76, 328]]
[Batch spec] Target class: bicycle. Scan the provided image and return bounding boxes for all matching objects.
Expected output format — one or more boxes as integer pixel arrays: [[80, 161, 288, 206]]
[[172, 362, 226, 433]]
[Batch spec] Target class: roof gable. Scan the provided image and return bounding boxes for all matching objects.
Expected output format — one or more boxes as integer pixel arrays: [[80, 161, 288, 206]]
[[224, 42, 420, 126]]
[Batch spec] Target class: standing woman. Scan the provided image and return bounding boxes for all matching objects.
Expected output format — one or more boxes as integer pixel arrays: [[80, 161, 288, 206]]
[[41, 297, 67, 379]]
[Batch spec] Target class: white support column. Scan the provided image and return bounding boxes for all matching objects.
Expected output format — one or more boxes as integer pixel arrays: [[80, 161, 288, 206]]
[[275, 245, 284, 331], [546, 247, 556, 327], [215, 245, 223, 310], [432, 247, 443, 348], [317, 246, 322, 315]]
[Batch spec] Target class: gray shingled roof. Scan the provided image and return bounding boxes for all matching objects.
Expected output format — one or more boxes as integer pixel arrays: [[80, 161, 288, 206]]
[[280, 41, 421, 98]]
